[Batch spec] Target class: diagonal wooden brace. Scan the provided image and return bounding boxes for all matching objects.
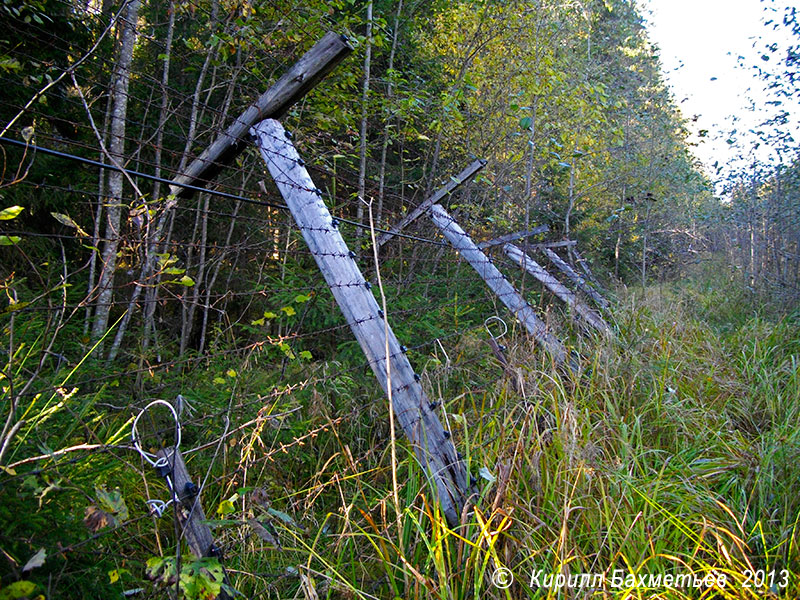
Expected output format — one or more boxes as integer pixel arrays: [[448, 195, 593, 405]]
[[376, 159, 486, 248], [170, 32, 353, 197]]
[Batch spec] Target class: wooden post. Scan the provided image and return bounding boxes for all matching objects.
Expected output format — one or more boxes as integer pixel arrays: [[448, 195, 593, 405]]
[[251, 119, 470, 525], [476, 226, 549, 250], [572, 248, 603, 289], [155, 448, 233, 599], [170, 32, 353, 197], [525, 240, 577, 251], [428, 204, 567, 364], [376, 159, 486, 248], [504, 244, 610, 336], [542, 248, 610, 311]]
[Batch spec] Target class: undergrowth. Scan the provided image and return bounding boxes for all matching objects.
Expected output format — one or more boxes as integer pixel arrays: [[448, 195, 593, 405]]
[[2, 254, 800, 599]]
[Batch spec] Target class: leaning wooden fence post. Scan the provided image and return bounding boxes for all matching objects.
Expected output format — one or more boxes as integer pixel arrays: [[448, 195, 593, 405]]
[[428, 204, 567, 364], [155, 447, 233, 599], [170, 32, 353, 197], [376, 159, 487, 248], [251, 119, 470, 525], [541, 248, 610, 311], [504, 244, 611, 336]]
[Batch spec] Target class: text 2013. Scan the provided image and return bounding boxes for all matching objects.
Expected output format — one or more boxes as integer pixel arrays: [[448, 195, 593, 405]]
[[742, 569, 788, 588]]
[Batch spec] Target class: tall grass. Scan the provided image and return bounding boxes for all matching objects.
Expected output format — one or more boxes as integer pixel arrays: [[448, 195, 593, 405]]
[[222, 259, 799, 599], [3, 255, 799, 599]]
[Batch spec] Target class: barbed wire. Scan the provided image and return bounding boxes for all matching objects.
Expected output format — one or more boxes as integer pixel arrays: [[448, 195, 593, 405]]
[[0, 7, 604, 593]]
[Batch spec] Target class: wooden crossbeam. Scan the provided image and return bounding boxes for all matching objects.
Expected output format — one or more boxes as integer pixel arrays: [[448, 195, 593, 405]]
[[504, 244, 610, 336], [376, 159, 486, 248], [542, 248, 610, 311], [252, 119, 470, 526], [428, 204, 567, 364], [525, 240, 576, 251], [170, 32, 352, 197], [476, 226, 549, 250]]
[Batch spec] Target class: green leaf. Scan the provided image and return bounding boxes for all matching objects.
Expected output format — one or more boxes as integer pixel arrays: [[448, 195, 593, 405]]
[[0, 236, 21, 246], [178, 275, 195, 286], [0, 205, 24, 220], [163, 267, 185, 275], [519, 116, 532, 130], [281, 306, 296, 316], [51, 212, 88, 237], [299, 350, 312, 360], [250, 317, 265, 326], [0, 581, 37, 599], [96, 486, 129, 522], [213, 377, 225, 385], [267, 507, 296, 525], [278, 342, 294, 359], [263, 311, 278, 319], [294, 294, 311, 303], [226, 369, 237, 378], [217, 499, 236, 515]]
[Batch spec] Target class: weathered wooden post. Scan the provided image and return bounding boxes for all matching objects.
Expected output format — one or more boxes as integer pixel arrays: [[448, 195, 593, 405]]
[[376, 159, 487, 248], [572, 248, 603, 289], [541, 247, 610, 311], [428, 204, 567, 364], [476, 226, 550, 250], [170, 32, 353, 197], [504, 243, 610, 336], [154, 448, 220, 560], [133, 400, 232, 596], [251, 119, 470, 525]]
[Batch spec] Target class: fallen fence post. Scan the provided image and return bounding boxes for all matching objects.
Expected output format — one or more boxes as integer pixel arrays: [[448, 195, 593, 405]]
[[133, 400, 233, 598], [477, 226, 549, 250], [376, 159, 486, 248], [252, 119, 470, 526], [504, 243, 610, 336], [170, 32, 353, 197], [154, 448, 218, 558], [428, 204, 567, 364], [542, 248, 610, 311]]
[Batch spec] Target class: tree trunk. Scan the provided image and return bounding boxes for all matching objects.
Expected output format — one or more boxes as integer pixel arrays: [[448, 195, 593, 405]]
[[91, 0, 141, 346], [355, 0, 373, 243], [376, 0, 402, 229]]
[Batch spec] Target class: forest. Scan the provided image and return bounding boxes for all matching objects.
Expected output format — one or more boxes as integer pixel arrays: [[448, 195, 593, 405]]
[[0, 0, 799, 597]]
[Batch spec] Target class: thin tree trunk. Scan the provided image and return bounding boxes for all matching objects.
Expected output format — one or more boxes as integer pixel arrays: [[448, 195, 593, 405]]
[[356, 0, 373, 242], [523, 98, 537, 234], [91, 0, 141, 346], [85, 92, 113, 337], [113, 0, 176, 360], [376, 0, 402, 229], [565, 159, 576, 262]]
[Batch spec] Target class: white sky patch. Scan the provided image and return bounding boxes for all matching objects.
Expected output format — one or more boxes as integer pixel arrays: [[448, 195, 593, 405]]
[[639, 0, 799, 191]]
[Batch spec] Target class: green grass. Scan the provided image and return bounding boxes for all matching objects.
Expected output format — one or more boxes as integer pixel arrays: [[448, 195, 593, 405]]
[[2, 254, 800, 598]]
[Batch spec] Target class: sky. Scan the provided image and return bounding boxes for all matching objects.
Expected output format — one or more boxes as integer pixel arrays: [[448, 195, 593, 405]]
[[640, 0, 799, 190]]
